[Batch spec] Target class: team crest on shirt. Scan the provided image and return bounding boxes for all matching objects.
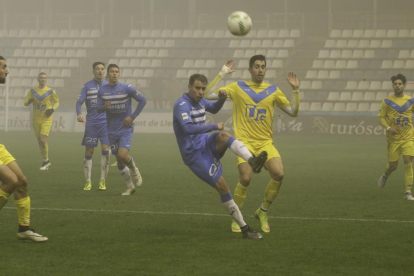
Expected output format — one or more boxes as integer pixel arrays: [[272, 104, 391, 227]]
[[117, 91, 122, 95]]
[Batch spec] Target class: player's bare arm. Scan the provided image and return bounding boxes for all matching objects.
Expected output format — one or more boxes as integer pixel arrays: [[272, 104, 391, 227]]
[[205, 60, 235, 100], [217, 122, 224, 130], [123, 116, 133, 127], [280, 72, 301, 117], [77, 114, 85, 123]]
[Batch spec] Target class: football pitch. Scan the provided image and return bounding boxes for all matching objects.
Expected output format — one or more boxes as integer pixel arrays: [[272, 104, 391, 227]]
[[1, 131, 413, 276]]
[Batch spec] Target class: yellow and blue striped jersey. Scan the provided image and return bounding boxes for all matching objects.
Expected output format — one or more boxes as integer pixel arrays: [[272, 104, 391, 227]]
[[24, 86, 59, 123], [216, 81, 290, 143], [379, 94, 414, 142]]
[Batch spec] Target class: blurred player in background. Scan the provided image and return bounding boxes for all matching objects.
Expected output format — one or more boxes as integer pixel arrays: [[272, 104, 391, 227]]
[[24, 72, 59, 170], [173, 73, 267, 239], [97, 64, 146, 196], [205, 56, 301, 234], [0, 56, 47, 242], [378, 74, 414, 201], [76, 62, 110, 191]]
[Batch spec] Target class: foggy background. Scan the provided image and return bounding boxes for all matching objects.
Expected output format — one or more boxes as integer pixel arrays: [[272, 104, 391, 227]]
[[1, 0, 414, 135]]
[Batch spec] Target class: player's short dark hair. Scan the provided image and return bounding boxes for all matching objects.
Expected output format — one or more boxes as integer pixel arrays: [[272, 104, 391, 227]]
[[249, 55, 266, 68], [391, 73, 407, 85], [107, 64, 119, 73], [93, 62, 105, 70], [38, 72, 47, 77], [0, 56, 5, 61], [189, 74, 208, 85]]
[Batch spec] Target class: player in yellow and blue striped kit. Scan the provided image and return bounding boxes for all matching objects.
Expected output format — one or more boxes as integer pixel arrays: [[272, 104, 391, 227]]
[[205, 56, 301, 233], [24, 72, 59, 170], [378, 74, 414, 201]]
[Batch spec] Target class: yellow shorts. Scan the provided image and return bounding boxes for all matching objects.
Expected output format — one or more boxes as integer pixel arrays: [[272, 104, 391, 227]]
[[33, 120, 53, 137], [0, 144, 16, 166], [236, 141, 280, 166], [387, 140, 414, 162]]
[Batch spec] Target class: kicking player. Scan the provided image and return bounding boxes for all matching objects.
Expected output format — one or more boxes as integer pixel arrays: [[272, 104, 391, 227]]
[[205, 56, 301, 233], [76, 62, 110, 191], [378, 74, 414, 200], [0, 56, 47, 242], [24, 72, 59, 170], [173, 73, 267, 239], [97, 64, 146, 196]]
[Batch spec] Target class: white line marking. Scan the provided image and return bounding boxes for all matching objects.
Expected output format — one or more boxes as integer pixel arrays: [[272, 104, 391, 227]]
[[4, 207, 414, 223]]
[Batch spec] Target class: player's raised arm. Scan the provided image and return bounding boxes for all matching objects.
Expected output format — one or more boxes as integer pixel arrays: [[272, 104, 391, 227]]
[[279, 72, 301, 117], [204, 90, 228, 114], [204, 60, 235, 100]]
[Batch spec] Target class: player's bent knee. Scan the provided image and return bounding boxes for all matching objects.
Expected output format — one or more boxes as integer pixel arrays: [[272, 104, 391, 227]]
[[239, 175, 251, 186], [271, 171, 284, 181]]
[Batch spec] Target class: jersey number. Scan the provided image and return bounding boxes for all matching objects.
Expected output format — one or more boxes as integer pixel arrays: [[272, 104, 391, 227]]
[[245, 104, 266, 121]]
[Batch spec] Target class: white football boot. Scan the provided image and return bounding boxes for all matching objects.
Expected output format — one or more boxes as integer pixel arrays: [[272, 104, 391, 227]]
[[404, 191, 414, 201], [121, 187, 136, 196], [17, 229, 48, 242], [130, 167, 143, 187], [378, 174, 387, 188]]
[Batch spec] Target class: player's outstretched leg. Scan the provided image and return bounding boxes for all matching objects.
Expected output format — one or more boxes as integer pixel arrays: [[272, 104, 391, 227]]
[[248, 151, 268, 174]]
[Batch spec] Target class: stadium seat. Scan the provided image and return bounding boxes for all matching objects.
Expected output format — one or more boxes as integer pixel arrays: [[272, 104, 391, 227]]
[[381, 81, 390, 90], [345, 81, 357, 90], [375, 30, 386, 38], [251, 40, 261, 48], [398, 50, 410, 59], [345, 103, 357, 111], [324, 40, 335, 48], [284, 40, 294, 47], [300, 80, 311, 89], [398, 29, 410, 37], [54, 79, 64, 87], [278, 50, 288, 58], [305, 70, 317, 79], [352, 30, 364, 38], [272, 40, 283, 48], [341, 50, 352, 58], [271, 60, 282, 68], [63, 40, 73, 47], [183, 59, 194, 68], [144, 69, 154, 78], [133, 69, 144, 77], [363, 92, 375, 101], [347, 40, 358, 48], [123, 40, 133, 47], [136, 79, 147, 88], [330, 29, 341, 38], [317, 70, 329, 79], [376, 92, 388, 101], [333, 103, 345, 111], [50, 69, 60, 77], [151, 59, 161, 67], [68, 59, 79, 67], [393, 60, 405, 68], [70, 30, 80, 37], [80, 30, 91, 38], [141, 59, 151, 67], [381, 60, 392, 69], [148, 49, 158, 57], [370, 102, 380, 112], [193, 30, 203, 38], [66, 49, 76, 57], [84, 40, 94, 47], [357, 81, 369, 90], [38, 30, 49, 37], [339, 92, 352, 101], [161, 30, 172, 37], [154, 39, 165, 47], [324, 60, 336, 68], [357, 40, 369, 48], [50, 30, 60, 37], [172, 30, 183, 37], [336, 39, 347, 47], [357, 103, 370, 111], [299, 102, 309, 111], [346, 60, 358, 69], [335, 60, 346, 69], [406, 60, 414, 69], [312, 60, 323, 69], [369, 40, 381, 48], [351, 92, 364, 101], [310, 102, 322, 111], [144, 39, 155, 47], [136, 49, 147, 57], [165, 40, 175, 47], [213, 30, 225, 38], [241, 70, 250, 79], [61, 69, 71, 77], [329, 71, 340, 79], [279, 29, 289, 37], [91, 30, 100, 38], [363, 50, 375, 58], [290, 29, 300, 38], [369, 81, 382, 90]]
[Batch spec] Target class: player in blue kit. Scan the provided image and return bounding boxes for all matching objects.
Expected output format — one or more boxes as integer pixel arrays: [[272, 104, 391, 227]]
[[76, 62, 110, 191], [97, 64, 147, 196], [173, 74, 267, 239]]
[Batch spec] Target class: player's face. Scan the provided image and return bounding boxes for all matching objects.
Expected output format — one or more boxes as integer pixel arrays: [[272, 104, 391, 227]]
[[93, 64, 105, 81], [249, 60, 266, 83], [0, 59, 9, 84], [392, 79, 405, 95], [188, 80, 207, 103], [37, 74, 47, 87], [108, 67, 120, 85]]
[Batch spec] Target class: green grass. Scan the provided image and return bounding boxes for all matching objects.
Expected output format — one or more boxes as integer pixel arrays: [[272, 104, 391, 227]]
[[0, 131, 413, 276]]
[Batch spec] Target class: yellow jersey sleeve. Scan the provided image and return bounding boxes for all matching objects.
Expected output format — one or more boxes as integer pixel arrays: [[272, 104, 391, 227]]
[[274, 89, 290, 108], [51, 90, 59, 110], [214, 81, 238, 100], [24, 90, 33, 106]]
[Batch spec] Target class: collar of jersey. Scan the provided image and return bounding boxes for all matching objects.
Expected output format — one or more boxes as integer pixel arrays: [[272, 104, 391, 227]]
[[237, 81, 277, 104], [384, 98, 414, 114], [30, 88, 53, 102]]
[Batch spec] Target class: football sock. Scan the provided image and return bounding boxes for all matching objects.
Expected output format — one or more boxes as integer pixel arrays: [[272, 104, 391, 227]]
[[0, 188, 10, 211], [404, 163, 413, 191], [220, 193, 247, 228], [233, 182, 247, 209], [261, 179, 282, 211], [40, 143, 49, 161], [384, 164, 392, 177], [84, 156, 92, 181], [126, 157, 137, 170], [119, 164, 133, 188], [101, 151, 110, 179], [14, 196, 30, 227], [227, 137, 252, 161]]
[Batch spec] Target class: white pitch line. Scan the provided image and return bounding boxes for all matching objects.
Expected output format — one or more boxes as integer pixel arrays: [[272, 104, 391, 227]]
[[4, 206, 414, 224]]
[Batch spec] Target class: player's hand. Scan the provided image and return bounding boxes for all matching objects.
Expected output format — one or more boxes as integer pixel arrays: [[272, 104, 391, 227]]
[[217, 122, 224, 130], [123, 116, 133, 127], [77, 114, 85, 123], [218, 90, 228, 100], [104, 101, 111, 110], [387, 127, 398, 135], [220, 60, 235, 76], [45, 108, 54, 116], [287, 72, 300, 90]]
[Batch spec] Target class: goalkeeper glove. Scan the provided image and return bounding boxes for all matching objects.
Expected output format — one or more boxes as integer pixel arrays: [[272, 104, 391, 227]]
[[45, 108, 54, 116]]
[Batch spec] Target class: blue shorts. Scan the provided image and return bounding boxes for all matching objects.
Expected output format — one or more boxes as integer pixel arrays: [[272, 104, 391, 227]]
[[109, 131, 133, 155], [81, 123, 109, 148], [187, 132, 226, 187]]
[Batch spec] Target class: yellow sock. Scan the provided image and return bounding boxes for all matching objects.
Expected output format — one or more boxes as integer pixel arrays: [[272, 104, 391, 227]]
[[14, 196, 31, 226], [384, 164, 392, 177], [404, 163, 413, 191], [261, 179, 282, 210], [41, 143, 49, 161], [0, 188, 11, 210], [233, 182, 247, 209]]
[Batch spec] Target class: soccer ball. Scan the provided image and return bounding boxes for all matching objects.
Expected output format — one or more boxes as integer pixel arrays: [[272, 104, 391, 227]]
[[227, 11, 252, 36]]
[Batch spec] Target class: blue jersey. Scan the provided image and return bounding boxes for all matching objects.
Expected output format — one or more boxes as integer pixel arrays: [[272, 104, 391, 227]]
[[76, 79, 108, 126], [173, 93, 220, 165], [97, 82, 146, 135]]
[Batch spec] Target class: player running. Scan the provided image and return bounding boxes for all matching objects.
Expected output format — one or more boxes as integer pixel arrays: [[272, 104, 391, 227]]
[[378, 74, 414, 200], [173, 73, 267, 239], [24, 72, 59, 170], [76, 62, 110, 191], [0, 56, 47, 242], [205, 56, 301, 234], [97, 64, 146, 196]]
